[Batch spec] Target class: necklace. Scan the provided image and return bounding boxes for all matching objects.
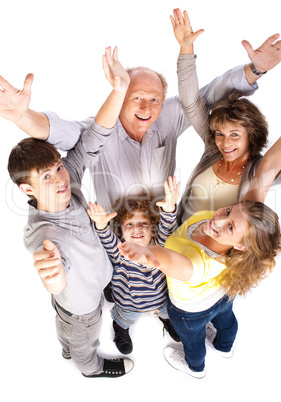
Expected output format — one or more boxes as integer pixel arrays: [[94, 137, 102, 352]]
[[216, 157, 248, 183]]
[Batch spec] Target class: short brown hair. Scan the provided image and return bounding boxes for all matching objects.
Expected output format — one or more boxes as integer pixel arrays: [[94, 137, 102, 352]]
[[209, 91, 268, 155], [111, 193, 160, 238], [8, 137, 61, 186]]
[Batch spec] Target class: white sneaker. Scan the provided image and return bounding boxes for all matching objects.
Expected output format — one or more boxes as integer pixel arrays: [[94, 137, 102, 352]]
[[163, 346, 205, 379], [205, 322, 233, 358]]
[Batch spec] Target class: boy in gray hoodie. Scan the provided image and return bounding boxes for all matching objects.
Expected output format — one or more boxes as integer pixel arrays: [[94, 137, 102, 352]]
[[7, 47, 134, 378]]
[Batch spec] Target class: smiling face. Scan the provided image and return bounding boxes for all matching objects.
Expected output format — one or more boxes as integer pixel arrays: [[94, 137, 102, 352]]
[[121, 210, 152, 246], [119, 69, 165, 142], [215, 122, 250, 163], [21, 160, 71, 213], [203, 204, 249, 249]]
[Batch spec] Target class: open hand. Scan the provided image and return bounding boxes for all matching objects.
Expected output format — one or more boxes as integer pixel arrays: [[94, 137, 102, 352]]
[[102, 46, 130, 93], [0, 73, 33, 123], [118, 241, 160, 269], [242, 33, 281, 73], [156, 176, 180, 212], [87, 201, 117, 230], [170, 9, 204, 49]]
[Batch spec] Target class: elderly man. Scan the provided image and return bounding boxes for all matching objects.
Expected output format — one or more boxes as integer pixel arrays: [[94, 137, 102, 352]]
[[0, 36, 279, 211]]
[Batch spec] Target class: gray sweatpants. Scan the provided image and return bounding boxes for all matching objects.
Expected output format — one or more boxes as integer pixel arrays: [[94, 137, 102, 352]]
[[52, 296, 104, 376]]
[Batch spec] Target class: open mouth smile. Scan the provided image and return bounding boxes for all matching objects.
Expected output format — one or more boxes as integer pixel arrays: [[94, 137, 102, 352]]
[[210, 219, 219, 235], [223, 148, 237, 154], [131, 234, 144, 239], [135, 114, 151, 121], [57, 185, 69, 194]]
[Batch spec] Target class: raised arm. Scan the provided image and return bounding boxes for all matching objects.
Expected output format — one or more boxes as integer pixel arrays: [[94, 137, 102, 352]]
[[244, 136, 281, 203], [0, 73, 50, 139], [87, 202, 117, 230], [171, 9, 209, 143], [95, 46, 130, 128], [243, 34, 281, 85]]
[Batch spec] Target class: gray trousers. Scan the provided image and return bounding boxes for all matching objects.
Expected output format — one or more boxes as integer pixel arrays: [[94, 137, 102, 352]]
[[52, 296, 104, 376]]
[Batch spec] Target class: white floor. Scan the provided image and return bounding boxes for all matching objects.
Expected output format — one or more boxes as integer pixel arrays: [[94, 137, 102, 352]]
[[1, 226, 280, 402], [1, 1, 281, 401]]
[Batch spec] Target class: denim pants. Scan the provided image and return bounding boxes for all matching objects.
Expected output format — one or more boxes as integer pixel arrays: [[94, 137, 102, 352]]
[[167, 295, 238, 372], [52, 297, 104, 376], [111, 302, 169, 329]]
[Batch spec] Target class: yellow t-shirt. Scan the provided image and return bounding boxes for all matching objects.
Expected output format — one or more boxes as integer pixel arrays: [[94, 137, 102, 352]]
[[165, 211, 227, 312]]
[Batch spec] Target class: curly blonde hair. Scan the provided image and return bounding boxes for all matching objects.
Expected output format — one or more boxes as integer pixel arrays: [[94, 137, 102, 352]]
[[218, 200, 281, 298], [111, 193, 160, 238]]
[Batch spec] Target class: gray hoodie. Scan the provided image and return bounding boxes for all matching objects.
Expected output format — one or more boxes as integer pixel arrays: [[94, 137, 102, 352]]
[[24, 121, 113, 315]]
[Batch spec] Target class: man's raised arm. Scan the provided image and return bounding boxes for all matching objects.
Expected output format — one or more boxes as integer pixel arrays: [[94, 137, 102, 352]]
[[0, 73, 50, 139]]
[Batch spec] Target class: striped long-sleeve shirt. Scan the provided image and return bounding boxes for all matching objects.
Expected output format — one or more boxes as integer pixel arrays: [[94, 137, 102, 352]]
[[96, 208, 177, 312]]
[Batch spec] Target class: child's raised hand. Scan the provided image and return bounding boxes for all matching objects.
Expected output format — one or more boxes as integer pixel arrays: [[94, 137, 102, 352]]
[[156, 176, 180, 213], [87, 201, 117, 230], [118, 241, 160, 269], [102, 46, 130, 93], [170, 9, 204, 49]]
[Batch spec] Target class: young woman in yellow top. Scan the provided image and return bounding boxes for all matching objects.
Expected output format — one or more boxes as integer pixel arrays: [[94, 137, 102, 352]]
[[118, 11, 281, 378]]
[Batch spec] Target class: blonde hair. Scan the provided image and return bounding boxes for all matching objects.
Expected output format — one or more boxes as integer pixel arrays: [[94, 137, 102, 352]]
[[218, 200, 281, 298]]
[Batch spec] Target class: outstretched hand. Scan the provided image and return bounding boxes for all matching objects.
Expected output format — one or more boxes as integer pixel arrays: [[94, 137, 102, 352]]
[[118, 241, 161, 269], [170, 8, 204, 51], [242, 33, 281, 73], [156, 176, 180, 212], [87, 201, 117, 230], [0, 73, 33, 123], [102, 46, 130, 93], [33, 240, 63, 285]]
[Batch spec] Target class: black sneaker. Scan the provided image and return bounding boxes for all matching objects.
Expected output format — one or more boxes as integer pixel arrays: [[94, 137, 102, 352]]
[[103, 281, 114, 303], [83, 358, 134, 378], [113, 321, 133, 354], [158, 317, 181, 342], [62, 349, 71, 360]]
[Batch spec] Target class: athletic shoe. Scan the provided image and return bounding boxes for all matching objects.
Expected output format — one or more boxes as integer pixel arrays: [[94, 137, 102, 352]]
[[205, 322, 233, 358], [62, 349, 71, 360], [113, 321, 133, 354], [103, 281, 114, 303], [83, 358, 134, 378], [158, 317, 181, 342], [163, 346, 205, 379]]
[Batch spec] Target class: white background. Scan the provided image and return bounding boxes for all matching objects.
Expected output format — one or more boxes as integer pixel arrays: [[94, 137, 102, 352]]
[[1, 1, 281, 401]]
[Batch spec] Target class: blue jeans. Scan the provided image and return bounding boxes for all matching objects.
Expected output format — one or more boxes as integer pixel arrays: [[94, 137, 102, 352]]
[[111, 302, 169, 329], [167, 295, 238, 372]]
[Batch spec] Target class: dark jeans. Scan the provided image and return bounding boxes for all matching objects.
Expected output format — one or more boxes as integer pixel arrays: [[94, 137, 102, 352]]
[[167, 295, 238, 372]]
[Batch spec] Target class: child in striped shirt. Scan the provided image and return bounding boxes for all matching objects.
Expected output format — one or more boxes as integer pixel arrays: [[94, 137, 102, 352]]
[[87, 176, 180, 354]]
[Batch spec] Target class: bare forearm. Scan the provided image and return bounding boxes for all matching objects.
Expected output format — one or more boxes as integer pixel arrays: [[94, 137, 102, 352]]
[[147, 245, 193, 281], [244, 63, 262, 85], [245, 136, 281, 202], [16, 109, 50, 140], [95, 89, 126, 129]]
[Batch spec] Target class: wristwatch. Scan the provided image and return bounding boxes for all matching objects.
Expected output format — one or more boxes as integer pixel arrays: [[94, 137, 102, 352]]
[[250, 62, 267, 76]]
